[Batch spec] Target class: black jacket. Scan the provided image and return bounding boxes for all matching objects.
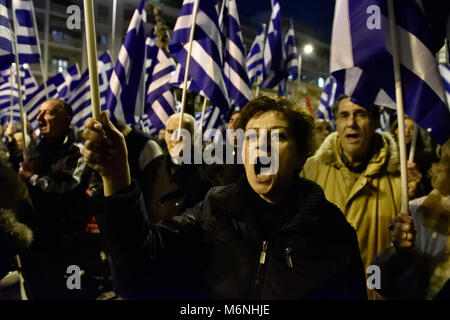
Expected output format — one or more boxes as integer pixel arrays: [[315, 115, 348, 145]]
[[95, 177, 367, 300]]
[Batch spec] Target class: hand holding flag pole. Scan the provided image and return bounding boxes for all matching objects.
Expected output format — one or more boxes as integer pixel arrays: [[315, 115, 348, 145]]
[[408, 124, 419, 163], [388, 0, 409, 214], [83, 0, 101, 121], [178, 0, 200, 138]]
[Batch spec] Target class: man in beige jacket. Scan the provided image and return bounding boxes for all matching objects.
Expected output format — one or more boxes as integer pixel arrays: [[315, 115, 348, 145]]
[[302, 96, 421, 299]]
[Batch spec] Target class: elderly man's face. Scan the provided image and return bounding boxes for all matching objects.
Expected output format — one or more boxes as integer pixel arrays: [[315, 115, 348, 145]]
[[336, 98, 374, 161], [165, 116, 192, 159], [37, 100, 71, 140], [243, 111, 301, 203]]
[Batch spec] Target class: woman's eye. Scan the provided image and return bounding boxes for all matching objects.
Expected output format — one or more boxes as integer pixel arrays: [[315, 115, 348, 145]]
[[271, 132, 286, 140], [246, 133, 257, 141]]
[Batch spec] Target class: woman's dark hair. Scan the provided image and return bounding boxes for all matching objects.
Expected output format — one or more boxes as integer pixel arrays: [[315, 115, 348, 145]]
[[234, 96, 315, 157]]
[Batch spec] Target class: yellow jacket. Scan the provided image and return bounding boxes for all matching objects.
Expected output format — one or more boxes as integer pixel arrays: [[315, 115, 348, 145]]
[[302, 132, 401, 271]]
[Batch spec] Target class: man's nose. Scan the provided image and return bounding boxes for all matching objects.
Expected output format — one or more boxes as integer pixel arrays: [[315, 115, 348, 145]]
[[347, 114, 357, 127]]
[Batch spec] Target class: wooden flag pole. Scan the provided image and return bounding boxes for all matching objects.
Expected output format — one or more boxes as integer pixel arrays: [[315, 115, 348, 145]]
[[83, 0, 101, 121], [255, 23, 267, 98], [29, 0, 48, 99], [13, 55, 29, 160], [408, 124, 419, 163], [9, 65, 14, 124], [199, 96, 208, 138], [12, 12, 29, 159], [388, 0, 409, 213], [178, 0, 200, 137], [111, 0, 118, 59]]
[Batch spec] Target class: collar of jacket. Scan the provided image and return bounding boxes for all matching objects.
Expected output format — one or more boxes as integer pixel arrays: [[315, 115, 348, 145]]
[[314, 131, 400, 176], [207, 176, 338, 233]]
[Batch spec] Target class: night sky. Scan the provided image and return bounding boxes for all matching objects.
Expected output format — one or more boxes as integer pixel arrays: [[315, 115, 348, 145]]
[[237, 0, 336, 43]]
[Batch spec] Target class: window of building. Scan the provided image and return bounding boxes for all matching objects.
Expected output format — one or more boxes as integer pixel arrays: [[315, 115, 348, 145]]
[[52, 58, 69, 73], [98, 33, 108, 47]]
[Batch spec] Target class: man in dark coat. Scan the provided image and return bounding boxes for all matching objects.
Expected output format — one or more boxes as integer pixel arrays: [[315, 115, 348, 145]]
[[83, 97, 367, 299], [18, 99, 94, 299]]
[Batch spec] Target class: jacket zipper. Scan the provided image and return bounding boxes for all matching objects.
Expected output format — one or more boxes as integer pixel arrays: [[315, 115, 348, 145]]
[[250, 240, 269, 299], [285, 247, 293, 269]]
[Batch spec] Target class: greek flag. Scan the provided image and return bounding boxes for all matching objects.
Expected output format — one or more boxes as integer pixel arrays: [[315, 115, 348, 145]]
[[69, 52, 113, 128], [331, 0, 450, 143], [317, 76, 342, 125], [0, 69, 18, 116], [246, 24, 265, 85], [259, 0, 286, 89], [106, 0, 146, 125], [0, 64, 37, 125], [145, 28, 176, 132], [195, 105, 224, 139], [12, 0, 40, 64], [439, 64, 450, 108], [21, 63, 38, 95], [219, 0, 252, 109], [0, 0, 14, 69], [138, 113, 157, 136], [24, 64, 81, 130], [169, 0, 230, 115], [285, 18, 298, 80]]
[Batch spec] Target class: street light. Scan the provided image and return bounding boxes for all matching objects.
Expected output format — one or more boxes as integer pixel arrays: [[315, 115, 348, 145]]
[[303, 44, 314, 55], [298, 44, 314, 82]]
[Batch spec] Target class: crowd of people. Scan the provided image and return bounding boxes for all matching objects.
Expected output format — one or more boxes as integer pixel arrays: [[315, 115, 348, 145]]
[[0, 95, 449, 300]]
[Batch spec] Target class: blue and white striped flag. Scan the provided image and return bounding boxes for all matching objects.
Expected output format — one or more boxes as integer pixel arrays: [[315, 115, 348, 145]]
[[12, 0, 41, 64], [317, 76, 342, 126], [246, 24, 265, 86], [259, 0, 286, 89], [169, 0, 230, 115], [195, 105, 224, 138], [24, 64, 81, 130], [0, 0, 14, 69], [21, 63, 38, 95], [285, 18, 298, 80], [69, 52, 113, 128], [0, 69, 18, 116], [106, 0, 146, 125], [219, 0, 252, 110], [145, 28, 176, 132], [138, 113, 157, 136], [0, 64, 37, 125], [439, 64, 450, 108], [330, 0, 450, 144]]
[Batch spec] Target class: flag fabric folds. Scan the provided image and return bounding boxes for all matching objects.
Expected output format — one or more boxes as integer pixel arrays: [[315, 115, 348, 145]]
[[0, 64, 37, 125], [259, 0, 285, 89], [330, 0, 450, 143], [439, 63, 450, 108], [69, 52, 114, 128], [219, 0, 251, 109], [246, 24, 265, 86], [317, 76, 343, 125], [145, 28, 176, 133], [169, 0, 231, 115], [195, 105, 224, 138], [0, 0, 14, 69], [12, 0, 41, 64], [284, 18, 298, 81], [106, 0, 146, 125]]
